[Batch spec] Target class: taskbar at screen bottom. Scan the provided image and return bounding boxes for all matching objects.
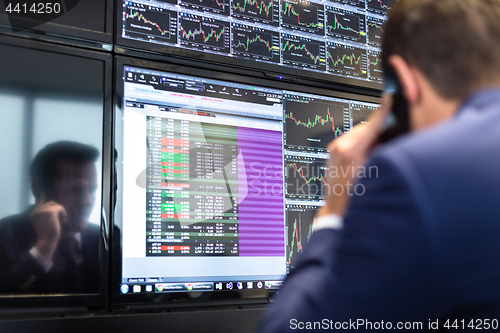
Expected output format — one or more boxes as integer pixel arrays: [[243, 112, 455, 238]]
[[119, 280, 284, 294]]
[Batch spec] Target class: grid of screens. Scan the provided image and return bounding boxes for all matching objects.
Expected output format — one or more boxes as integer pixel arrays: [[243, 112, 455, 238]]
[[118, 65, 378, 295], [121, 0, 396, 85]]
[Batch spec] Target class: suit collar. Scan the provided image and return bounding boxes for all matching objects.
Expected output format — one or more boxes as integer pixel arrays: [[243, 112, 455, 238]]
[[458, 89, 500, 116]]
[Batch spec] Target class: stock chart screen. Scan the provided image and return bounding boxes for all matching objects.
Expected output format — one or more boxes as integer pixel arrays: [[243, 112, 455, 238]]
[[118, 65, 379, 294], [285, 203, 321, 269], [284, 92, 350, 152], [121, 0, 397, 84], [282, 92, 378, 269]]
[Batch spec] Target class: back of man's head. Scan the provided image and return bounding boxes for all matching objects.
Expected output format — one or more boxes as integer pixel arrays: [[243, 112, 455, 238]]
[[383, 0, 500, 100], [30, 141, 100, 200]]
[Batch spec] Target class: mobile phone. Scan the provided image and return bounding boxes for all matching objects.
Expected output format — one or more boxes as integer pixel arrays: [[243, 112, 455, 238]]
[[379, 69, 410, 143]]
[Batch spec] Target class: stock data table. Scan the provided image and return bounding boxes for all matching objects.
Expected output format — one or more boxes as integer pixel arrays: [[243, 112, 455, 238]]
[[146, 116, 240, 256]]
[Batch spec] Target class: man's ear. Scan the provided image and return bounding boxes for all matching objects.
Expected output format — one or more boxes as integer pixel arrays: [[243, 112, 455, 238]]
[[31, 179, 55, 203], [388, 55, 420, 107]]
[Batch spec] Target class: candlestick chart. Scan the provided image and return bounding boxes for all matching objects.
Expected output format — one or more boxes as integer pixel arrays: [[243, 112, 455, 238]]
[[327, 43, 367, 78], [368, 50, 383, 81], [179, 14, 230, 54], [232, 24, 280, 62], [284, 97, 349, 150], [367, 0, 397, 14], [180, 0, 230, 16], [282, 35, 326, 71], [281, 0, 325, 36], [286, 207, 319, 268], [326, 7, 366, 43], [367, 16, 385, 47], [231, 0, 279, 25], [285, 156, 328, 199], [124, 4, 178, 44]]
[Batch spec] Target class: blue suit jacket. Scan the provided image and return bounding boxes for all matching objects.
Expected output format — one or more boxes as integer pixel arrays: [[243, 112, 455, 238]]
[[259, 90, 500, 332]]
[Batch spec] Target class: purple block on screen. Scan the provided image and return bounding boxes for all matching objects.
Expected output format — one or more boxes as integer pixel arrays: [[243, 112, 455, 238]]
[[238, 127, 285, 257]]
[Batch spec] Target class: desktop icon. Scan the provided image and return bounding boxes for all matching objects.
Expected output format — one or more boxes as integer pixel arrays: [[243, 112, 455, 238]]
[[145, 285, 153, 292], [133, 285, 141, 293], [247, 282, 253, 289], [257, 282, 263, 289], [156, 284, 164, 292], [237, 282, 243, 290], [187, 284, 194, 291], [120, 284, 129, 294], [215, 283, 223, 290], [226, 282, 233, 290]]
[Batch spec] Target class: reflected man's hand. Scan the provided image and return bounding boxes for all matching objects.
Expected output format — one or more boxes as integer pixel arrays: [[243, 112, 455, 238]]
[[30, 193, 67, 261]]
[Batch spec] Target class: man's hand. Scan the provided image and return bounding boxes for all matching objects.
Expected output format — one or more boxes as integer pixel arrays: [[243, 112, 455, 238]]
[[318, 97, 391, 217], [30, 193, 67, 261]]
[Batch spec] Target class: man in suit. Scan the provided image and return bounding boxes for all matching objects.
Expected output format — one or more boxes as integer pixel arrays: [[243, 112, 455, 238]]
[[0, 141, 101, 294], [259, 0, 500, 331]]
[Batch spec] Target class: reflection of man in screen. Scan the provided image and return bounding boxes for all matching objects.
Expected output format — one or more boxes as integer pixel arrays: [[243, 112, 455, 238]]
[[0, 141, 100, 293]]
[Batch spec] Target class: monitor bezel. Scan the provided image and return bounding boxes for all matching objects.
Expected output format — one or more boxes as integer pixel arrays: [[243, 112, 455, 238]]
[[0, 0, 114, 47], [111, 54, 380, 310], [0, 34, 113, 315], [114, 0, 385, 93]]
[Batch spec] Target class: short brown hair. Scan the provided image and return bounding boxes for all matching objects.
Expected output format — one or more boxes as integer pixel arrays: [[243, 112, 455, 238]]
[[382, 0, 500, 99], [30, 141, 100, 199]]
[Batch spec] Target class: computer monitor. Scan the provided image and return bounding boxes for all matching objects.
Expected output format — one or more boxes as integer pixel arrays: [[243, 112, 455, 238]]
[[0, 35, 111, 314], [116, 0, 397, 90], [112, 57, 379, 307], [0, 0, 113, 45]]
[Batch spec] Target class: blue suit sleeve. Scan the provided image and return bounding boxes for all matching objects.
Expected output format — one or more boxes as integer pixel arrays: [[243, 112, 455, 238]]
[[258, 154, 450, 332]]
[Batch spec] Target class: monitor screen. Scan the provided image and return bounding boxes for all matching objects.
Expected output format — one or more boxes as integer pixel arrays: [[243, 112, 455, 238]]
[[0, 0, 113, 44], [115, 63, 379, 302], [118, 0, 397, 88], [0, 37, 111, 312]]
